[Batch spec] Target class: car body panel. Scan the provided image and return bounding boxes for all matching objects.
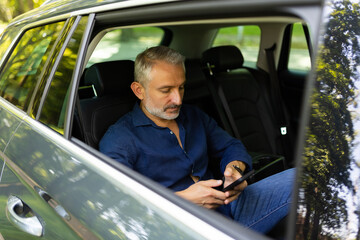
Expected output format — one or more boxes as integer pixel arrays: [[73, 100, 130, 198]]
[[0, 101, 22, 151], [2, 112, 242, 239]]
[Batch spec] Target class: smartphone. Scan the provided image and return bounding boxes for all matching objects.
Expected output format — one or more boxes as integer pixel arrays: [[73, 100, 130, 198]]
[[222, 169, 255, 192]]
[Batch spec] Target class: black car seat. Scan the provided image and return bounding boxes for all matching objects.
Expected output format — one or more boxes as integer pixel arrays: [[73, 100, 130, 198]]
[[201, 45, 284, 156], [183, 59, 225, 125], [79, 60, 137, 149], [183, 59, 235, 179]]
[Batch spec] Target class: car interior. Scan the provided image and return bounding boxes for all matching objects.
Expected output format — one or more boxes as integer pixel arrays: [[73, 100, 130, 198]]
[[71, 14, 311, 238]]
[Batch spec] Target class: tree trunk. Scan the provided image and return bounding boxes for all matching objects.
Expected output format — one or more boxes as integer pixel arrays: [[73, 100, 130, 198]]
[[310, 210, 320, 240]]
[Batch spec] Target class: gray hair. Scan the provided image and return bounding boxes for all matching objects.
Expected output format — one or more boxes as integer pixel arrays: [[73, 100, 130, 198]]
[[134, 46, 185, 86]]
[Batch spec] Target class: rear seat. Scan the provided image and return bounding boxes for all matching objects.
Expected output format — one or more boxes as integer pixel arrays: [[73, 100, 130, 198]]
[[184, 54, 287, 180], [201, 45, 285, 157], [183, 59, 224, 126]]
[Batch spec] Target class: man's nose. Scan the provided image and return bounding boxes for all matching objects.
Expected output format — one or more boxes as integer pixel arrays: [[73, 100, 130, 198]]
[[171, 89, 182, 105]]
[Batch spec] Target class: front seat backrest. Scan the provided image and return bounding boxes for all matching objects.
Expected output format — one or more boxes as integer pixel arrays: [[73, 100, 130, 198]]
[[80, 60, 137, 149]]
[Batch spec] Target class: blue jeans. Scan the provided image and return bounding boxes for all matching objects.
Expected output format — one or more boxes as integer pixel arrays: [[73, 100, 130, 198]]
[[230, 168, 295, 233]]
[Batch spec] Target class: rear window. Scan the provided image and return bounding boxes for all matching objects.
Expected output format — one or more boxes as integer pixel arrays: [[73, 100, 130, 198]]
[[87, 27, 164, 67], [212, 25, 261, 68], [288, 22, 311, 71], [0, 21, 65, 110]]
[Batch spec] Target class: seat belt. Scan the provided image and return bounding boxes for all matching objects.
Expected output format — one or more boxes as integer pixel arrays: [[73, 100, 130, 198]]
[[265, 44, 292, 160], [205, 62, 241, 140], [74, 95, 88, 143]]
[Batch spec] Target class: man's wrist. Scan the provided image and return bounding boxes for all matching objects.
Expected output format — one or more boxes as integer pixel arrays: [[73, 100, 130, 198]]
[[228, 160, 246, 173]]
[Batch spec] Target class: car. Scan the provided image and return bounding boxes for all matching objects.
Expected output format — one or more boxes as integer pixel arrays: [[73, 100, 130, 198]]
[[0, 0, 359, 239]]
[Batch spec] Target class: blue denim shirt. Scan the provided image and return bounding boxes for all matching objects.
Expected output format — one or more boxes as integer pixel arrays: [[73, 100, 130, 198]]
[[100, 103, 252, 192]]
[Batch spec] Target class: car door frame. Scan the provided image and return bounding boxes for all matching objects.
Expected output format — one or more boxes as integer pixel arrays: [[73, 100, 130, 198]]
[[0, 7, 265, 240]]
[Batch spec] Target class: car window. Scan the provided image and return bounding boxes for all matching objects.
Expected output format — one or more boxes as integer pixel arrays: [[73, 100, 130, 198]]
[[38, 17, 88, 134], [0, 26, 22, 66], [212, 25, 261, 68], [0, 21, 65, 110], [288, 22, 311, 71], [87, 27, 164, 67]]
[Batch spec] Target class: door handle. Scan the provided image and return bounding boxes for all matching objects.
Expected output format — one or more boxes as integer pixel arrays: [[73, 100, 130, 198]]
[[35, 186, 71, 221], [6, 195, 43, 237]]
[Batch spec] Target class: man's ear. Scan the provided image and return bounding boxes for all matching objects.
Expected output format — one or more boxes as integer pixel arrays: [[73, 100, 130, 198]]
[[131, 82, 145, 100]]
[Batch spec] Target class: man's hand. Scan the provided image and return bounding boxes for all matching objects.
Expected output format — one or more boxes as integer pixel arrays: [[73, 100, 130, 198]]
[[176, 180, 227, 209], [223, 160, 248, 204]]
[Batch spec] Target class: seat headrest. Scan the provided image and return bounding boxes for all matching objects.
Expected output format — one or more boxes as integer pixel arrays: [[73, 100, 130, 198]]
[[185, 59, 206, 88], [202, 46, 244, 73], [84, 60, 134, 97]]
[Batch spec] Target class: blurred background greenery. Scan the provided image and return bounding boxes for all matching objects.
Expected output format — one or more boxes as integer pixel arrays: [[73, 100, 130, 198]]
[[0, 0, 45, 31]]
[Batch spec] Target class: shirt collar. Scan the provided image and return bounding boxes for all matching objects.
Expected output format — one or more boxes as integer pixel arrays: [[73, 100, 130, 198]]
[[132, 103, 186, 127]]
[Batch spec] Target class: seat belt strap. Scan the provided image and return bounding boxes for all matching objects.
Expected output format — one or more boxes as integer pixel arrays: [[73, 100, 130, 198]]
[[265, 44, 293, 162], [205, 62, 241, 140], [265, 44, 288, 136], [75, 95, 88, 143]]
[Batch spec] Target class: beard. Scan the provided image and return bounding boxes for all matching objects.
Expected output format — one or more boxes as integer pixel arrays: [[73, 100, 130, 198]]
[[144, 95, 181, 120]]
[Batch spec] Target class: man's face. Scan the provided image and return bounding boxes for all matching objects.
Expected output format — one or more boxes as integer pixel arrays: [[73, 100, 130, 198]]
[[142, 60, 185, 120]]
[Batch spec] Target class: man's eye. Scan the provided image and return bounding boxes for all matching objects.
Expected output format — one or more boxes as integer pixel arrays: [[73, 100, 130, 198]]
[[160, 89, 170, 93]]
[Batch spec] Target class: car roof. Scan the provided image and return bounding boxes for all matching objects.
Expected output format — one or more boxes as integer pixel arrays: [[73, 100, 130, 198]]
[[9, 0, 322, 28], [8, 0, 176, 27]]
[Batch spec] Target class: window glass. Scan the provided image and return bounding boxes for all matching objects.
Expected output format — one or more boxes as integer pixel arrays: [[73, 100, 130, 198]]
[[213, 26, 261, 68], [87, 27, 164, 66], [39, 17, 88, 134], [288, 23, 311, 71], [0, 26, 21, 65], [0, 21, 65, 110]]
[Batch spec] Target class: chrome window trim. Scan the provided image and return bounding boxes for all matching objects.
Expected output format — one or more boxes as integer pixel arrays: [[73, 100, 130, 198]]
[[20, 113, 234, 240], [63, 14, 95, 139]]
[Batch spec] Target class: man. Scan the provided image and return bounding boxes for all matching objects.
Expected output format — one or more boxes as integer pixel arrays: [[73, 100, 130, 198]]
[[100, 46, 294, 233]]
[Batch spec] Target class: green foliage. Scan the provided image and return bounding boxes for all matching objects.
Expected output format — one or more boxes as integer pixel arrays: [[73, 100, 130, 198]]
[[298, 0, 360, 238], [0, 0, 45, 23]]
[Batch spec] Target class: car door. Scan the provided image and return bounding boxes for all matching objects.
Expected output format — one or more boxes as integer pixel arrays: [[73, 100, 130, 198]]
[[0, 16, 88, 239], [294, 0, 360, 239], [0, 10, 259, 240]]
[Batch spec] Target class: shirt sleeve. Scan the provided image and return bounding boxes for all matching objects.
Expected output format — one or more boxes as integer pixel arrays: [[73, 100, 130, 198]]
[[99, 125, 136, 169], [200, 110, 253, 174]]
